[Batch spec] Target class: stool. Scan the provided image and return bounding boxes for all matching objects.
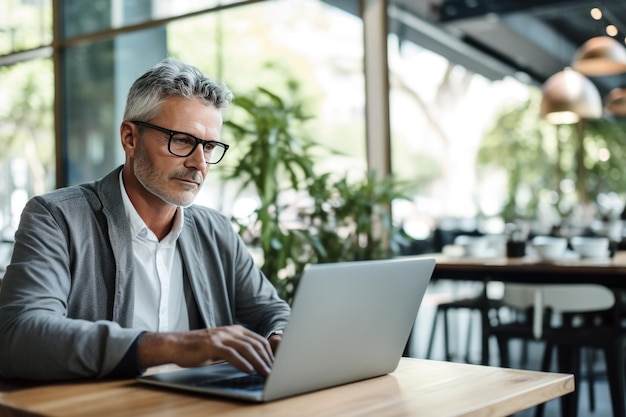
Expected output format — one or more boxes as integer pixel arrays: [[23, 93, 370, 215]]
[[425, 294, 503, 363]]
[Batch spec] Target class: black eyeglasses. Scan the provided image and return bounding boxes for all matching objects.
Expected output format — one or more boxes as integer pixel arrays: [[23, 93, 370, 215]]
[[131, 120, 229, 164]]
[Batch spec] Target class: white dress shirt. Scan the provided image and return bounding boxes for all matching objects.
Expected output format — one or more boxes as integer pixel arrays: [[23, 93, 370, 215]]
[[119, 172, 189, 332]]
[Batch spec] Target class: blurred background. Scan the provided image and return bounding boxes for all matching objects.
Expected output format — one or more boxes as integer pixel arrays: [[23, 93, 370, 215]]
[[3, 0, 626, 280]]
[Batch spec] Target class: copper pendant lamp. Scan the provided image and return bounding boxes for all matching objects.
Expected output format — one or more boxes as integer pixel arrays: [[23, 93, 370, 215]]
[[605, 87, 626, 115], [572, 36, 626, 76], [540, 67, 603, 124]]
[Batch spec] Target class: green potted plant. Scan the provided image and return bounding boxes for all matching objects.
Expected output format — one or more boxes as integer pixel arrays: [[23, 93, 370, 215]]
[[223, 83, 411, 302], [301, 170, 410, 264]]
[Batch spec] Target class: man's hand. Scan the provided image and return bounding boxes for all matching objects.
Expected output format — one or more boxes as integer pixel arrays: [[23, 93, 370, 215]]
[[268, 334, 282, 354], [138, 325, 274, 376]]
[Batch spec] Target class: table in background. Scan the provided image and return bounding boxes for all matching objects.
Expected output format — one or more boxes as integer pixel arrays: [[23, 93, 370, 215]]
[[430, 251, 626, 287], [425, 251, 626, 366], [0, 358, 573, 417]]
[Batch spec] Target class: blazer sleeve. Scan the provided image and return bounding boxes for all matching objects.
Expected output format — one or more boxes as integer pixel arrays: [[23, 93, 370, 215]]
[[0, 196, 142, 380]]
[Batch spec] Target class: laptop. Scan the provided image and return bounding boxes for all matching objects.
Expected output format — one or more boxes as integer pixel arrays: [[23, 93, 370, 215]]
[[137, 256, 435, 402]]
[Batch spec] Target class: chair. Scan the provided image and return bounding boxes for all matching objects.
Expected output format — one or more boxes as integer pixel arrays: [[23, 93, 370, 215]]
[[424, 227, 501, 363], [488, 283, 625, 417], [424, 285, 503, 363]]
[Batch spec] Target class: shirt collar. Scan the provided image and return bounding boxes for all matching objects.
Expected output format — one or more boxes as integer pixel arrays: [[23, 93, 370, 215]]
[[119, 170, 184, 243]]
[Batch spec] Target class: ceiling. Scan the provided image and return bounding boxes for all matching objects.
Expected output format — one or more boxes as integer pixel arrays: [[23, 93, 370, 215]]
[[424, 0, 626, 97], [326, 0, 626, 99]]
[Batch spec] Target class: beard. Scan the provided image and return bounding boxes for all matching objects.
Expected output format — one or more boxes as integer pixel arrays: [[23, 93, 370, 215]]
[[133, 143, 204, 207]]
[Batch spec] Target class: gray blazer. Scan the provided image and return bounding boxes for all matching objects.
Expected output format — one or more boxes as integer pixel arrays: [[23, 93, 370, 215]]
[[0, 166, 290, 380]]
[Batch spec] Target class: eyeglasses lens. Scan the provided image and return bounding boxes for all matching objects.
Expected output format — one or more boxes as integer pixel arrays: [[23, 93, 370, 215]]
[[169, 134, 225, 163]]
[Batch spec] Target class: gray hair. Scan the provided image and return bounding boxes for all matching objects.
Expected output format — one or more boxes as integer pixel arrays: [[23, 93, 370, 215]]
[[123, 57, 233, 122]]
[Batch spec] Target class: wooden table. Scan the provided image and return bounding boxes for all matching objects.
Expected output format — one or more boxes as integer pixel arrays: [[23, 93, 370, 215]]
[[425, 251, 626, 366], [427, 250, 626, 354], [430, 250, 626, 287], [0, 358, 573, 417]]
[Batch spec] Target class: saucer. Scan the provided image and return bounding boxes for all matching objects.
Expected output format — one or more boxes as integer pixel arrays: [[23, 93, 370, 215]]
[[578, 250, 610, 260], [537, 250, 580, 262]]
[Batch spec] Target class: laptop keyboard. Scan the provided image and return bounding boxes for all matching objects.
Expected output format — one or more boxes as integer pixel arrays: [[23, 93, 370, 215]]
[[193, 373, 266, 391]]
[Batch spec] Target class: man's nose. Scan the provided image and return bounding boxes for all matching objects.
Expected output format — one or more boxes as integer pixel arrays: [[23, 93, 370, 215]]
[[186, 143, 208, 168]]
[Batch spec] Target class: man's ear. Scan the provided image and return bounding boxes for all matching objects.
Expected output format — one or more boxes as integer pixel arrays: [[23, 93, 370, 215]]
[[120, 121, 137, 156]]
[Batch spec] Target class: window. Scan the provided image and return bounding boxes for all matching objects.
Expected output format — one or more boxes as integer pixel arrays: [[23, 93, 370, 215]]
[[0, 58, 54, 238]]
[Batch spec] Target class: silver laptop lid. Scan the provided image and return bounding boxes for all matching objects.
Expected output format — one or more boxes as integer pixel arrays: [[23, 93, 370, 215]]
[[262, 256, 434, 401]]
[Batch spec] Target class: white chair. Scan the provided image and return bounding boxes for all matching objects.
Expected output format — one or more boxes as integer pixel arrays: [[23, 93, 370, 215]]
[[499, 283, 614, 338], [489, 283, 624, 417]]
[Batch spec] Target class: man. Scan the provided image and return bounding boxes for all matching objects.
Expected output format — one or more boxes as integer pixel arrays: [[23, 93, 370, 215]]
[[0, 58, 290, 380]]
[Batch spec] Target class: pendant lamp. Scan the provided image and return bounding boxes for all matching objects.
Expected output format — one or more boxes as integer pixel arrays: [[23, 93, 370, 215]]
[[572, 36, 626, 76], [605, 87, 626, 115], [540, 67, 603, 124]]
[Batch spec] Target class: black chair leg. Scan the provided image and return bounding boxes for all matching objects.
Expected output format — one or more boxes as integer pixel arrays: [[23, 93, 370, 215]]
[[403, 327, 413, 357], [463, 311, 474, 363], [556, 345, 580, 417], [495, 336, 510, 368], [534, 342, 554, 417], [586, 348, 595, 412], [480, 305, 491, 366], [425, 307, 441, 359], [603, 341, 626, 417], [541, 342, 554, 372], [443, 308, 452, 361]]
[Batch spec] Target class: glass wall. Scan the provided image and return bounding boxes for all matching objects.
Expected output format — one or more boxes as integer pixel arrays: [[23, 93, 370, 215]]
[[62, 0, 365, 218], [0, 0, 53, 246], [167, 1, 365, 213], [0, 60, 54, 270], [62, 0, 246, 38], [388, 34, 532, 240], [3, 0, 557, 253], [0, 0, 52, 55], [63, 28, 168, 184]]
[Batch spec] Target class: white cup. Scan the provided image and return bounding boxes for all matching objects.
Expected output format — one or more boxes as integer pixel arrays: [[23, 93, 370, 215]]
[[531, 236, 567, 261], [454, 235, 489, 257], [570, 236, 609, 258]]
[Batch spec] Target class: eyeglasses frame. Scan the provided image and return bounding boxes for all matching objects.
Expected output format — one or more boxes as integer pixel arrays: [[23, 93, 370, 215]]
[[130, 120, 229, 164]]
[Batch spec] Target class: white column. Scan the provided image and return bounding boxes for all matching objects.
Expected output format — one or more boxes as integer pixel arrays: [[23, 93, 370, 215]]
[[361, 0, 391, 177]]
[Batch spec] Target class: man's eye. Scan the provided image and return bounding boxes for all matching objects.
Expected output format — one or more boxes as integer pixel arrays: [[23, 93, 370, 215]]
[[172, 135, 195, 146]]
